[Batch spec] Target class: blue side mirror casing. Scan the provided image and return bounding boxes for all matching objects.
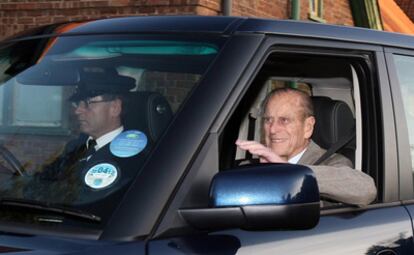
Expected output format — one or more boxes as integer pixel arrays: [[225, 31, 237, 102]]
[[180, 163, 320, 231]]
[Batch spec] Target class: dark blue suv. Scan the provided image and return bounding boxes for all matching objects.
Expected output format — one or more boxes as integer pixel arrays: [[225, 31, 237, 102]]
[[0, 16, 413, 254]]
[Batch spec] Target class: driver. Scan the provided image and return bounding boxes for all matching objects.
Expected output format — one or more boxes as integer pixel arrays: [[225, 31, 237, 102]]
[[236, 88, 377, 206]]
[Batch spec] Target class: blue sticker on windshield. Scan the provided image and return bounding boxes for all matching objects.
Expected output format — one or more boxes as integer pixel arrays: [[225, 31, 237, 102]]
[[84, 163, 118, 190], [110, 130, 147, 158]]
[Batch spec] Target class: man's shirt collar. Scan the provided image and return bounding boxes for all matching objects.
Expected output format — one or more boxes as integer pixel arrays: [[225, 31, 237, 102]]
[[288, 147, 307, 164], [87, 126, 124, 151]]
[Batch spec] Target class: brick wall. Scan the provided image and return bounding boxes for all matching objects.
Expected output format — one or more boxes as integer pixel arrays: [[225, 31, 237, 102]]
[[0, 0, 355, 40], [140, 72, 199, 112], [395, 0, 414, 21], [232, 0, 354, 26], [323, 0, 354, 26], [231, 0, 289, 18], [0, 134, 70, 174], [221, 0, 355, 25], [0, 0, 222, 40]]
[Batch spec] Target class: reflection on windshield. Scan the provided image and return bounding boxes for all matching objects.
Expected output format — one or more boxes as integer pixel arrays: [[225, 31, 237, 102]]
[[0, 34, 221, 228]]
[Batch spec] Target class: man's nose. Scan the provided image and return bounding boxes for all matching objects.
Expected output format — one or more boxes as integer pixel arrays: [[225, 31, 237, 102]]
[[74, 107, 82, 115], [74, 102, 87, 114], [269, 120, 284, 133]]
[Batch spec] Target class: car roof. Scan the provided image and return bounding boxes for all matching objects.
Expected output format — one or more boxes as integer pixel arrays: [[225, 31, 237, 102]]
[[6, 15, 414, 50], [239, 18, 414, 49]]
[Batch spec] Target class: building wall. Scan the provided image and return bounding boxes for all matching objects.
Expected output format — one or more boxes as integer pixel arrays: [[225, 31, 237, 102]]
[[0, 0, 354, 40], [0, 0, 221, 40], [231, 0, 354, 26], [395, 0, 414, 21], [324, 0, 355, 25]]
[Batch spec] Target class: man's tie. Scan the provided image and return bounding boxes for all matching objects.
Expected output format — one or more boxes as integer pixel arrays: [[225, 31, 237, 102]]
[[84, 139, 97, 159]]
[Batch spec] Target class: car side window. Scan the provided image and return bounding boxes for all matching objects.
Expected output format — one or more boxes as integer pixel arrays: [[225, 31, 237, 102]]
[[393, 55, 414, 172], [219, 49, 379, 206], [221, 51, 360, 169]]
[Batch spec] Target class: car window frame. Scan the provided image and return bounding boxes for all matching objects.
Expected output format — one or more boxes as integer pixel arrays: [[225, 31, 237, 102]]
[[384, 47, 414, 201], [212, 35, 393, 205]]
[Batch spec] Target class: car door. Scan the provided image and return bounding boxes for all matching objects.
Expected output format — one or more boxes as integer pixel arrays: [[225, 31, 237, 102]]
[[148, 35, 414, 254], [385, 48, 414, 252]]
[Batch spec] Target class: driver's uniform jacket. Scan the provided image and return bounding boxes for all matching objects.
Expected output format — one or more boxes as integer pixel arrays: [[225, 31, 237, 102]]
[[24, 131, 147, 208]]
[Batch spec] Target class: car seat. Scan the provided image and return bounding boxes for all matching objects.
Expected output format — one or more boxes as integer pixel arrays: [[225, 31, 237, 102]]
[[123, 91, 173, 144], [311, 96, 355, 165]]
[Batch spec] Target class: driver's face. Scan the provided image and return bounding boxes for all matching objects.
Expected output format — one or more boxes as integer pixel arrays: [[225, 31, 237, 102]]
[[73, 95, 121, 139], [263, 93, 315, 161]]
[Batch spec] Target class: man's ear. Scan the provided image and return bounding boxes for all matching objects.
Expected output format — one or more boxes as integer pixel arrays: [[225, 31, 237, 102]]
[[110, 98, 122, 117], [304, 116, 315, 139]]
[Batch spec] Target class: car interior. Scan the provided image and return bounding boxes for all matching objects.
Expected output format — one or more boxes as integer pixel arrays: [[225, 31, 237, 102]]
[[220, 52, 360, 169], [216, 51, 373, 210]]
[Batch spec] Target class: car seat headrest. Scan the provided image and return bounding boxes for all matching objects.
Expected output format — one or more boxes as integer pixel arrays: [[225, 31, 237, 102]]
[[311, 96, 354, 149], [123, 92, 173, 143]]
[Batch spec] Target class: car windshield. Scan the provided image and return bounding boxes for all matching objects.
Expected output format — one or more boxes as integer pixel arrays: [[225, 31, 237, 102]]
[[0, 32, 222, 230]]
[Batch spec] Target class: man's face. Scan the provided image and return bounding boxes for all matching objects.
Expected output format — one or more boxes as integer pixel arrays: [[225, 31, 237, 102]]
[[73, 95, 122, 139], [263, 92, 315, 161]]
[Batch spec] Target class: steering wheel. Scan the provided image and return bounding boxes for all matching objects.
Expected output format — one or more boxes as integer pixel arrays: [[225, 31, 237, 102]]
[[0, 145, 25, 176]]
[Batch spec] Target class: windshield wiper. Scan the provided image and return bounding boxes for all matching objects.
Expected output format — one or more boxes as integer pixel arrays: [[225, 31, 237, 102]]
[[0, 198, 101, 223]]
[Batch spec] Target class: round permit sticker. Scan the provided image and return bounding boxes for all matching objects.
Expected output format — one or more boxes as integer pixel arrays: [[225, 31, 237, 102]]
[[84, 163, 118, 190], [110, 130, 148, 158]]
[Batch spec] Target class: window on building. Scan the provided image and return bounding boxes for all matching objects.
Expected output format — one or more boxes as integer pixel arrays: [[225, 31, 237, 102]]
[[0, 40, 69, 134], [309, 0, 325, 22]]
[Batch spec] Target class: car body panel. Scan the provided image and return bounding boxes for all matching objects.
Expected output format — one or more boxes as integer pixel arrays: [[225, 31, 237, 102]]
[[221, 206, 414, 254], [150, 206, 414, 254], [0, 235, 147, 254]]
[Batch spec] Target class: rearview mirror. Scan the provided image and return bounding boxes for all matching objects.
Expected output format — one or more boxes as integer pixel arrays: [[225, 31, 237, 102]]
[[180, 163, 320, 231], [16, 60, 79, 86]]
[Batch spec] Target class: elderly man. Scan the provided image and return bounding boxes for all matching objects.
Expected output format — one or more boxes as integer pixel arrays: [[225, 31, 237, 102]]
[[236, 88, 377, 206]]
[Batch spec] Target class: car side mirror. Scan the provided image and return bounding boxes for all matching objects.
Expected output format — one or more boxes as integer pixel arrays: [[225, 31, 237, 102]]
[[180, 163, 320, 231]]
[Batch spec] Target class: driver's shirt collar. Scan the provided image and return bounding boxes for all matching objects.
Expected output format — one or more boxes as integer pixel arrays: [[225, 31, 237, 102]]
[[288, 147, 307, 164], [87, 126, 124, 151]]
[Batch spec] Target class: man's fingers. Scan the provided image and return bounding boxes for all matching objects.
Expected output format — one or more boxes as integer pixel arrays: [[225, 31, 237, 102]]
[[235, 139, 261, 147], [236, 139, 271, 158], [236, 140, 265, 150], [244, 146, 267, 154], [239, 144, 275, 160], [259, 158, 269, 163], [236, 139, 286, 163]]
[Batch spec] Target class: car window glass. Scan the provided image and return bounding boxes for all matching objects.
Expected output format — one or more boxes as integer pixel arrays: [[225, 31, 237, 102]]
[[0, 33, 224, 230], [219, 51, 375, 207], [393, 54, 414, 172], [222, 52, 357, 168]]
